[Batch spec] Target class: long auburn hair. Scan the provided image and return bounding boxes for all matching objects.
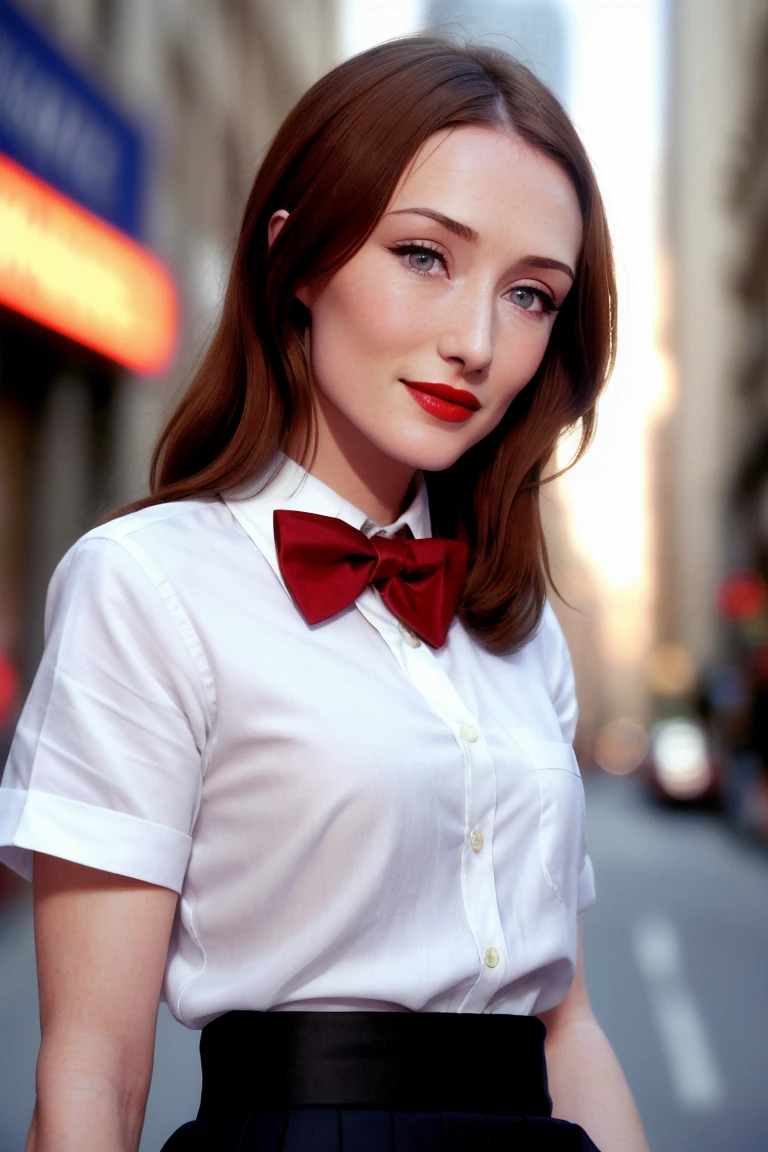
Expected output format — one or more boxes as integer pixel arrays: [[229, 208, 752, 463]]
[[112, 36, 616, 654]]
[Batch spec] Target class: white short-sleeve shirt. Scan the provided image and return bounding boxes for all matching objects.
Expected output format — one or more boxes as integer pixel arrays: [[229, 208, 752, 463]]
[[0, 456, 594, 1028]]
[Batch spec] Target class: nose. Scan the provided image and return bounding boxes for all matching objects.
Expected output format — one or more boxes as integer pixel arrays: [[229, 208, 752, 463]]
[[437, 283, 494, 375]]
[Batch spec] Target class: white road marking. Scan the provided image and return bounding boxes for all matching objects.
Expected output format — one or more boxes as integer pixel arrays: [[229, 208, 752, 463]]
[[632, 915, 726, 1111]]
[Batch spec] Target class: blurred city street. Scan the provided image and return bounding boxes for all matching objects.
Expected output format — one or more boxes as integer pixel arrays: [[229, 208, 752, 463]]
[[1, 770, 767, 1151], [3, 0, 768, 1148], [581, 772, 768, 1152]]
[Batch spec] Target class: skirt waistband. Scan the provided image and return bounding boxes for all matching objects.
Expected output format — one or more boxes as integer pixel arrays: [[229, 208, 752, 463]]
[[197, 1010, 553, 1118]]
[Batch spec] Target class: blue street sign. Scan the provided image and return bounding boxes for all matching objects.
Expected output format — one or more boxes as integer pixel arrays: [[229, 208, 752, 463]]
[[0, 0, 144, 236]]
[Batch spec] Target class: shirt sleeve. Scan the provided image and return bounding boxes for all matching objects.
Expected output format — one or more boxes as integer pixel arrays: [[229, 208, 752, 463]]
[[0, 534, 211, 893], [539, 601, 579, 745], [540, 601, 596, 914]]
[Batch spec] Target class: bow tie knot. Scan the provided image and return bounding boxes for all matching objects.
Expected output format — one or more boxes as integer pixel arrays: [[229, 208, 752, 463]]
[[369, 536, 411, 583], [273, 509, 468, 648]]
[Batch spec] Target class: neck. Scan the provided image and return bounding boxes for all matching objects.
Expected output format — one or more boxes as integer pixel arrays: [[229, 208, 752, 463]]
[[302, 392, 416, 526]]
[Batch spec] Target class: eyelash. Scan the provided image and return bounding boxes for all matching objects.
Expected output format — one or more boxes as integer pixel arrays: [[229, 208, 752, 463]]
[[388, 243, 559, 314], [389, 241, 446, 274]]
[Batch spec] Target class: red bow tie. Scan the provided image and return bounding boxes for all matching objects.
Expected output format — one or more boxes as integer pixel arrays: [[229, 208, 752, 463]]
[[273, 510, 468, 648]]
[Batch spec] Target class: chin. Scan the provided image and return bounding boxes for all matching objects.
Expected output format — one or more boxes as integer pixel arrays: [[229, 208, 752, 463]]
[[375, 429, 479, 474], [412, 447, 472, 473]]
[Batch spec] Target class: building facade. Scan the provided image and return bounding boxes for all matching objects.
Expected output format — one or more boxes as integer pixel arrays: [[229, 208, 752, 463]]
[[0, 0, 338, 743], [651, 0, 768, 825]]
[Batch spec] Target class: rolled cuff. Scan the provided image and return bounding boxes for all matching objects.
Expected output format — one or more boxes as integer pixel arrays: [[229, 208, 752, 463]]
[[577, 853, 596, 914], [0, 788, 191, 893]]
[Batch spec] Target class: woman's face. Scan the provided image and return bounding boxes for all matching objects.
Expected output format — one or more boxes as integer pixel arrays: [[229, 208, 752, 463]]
[[293, 125, 583, 479]]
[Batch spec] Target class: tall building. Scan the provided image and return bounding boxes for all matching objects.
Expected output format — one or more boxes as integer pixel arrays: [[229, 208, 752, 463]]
[[653, 0, 768, 679], [650, 0, 768, 831], [729, 10, 768, 587], [719, 3, 768, 833], [0, 0, 338, 733]]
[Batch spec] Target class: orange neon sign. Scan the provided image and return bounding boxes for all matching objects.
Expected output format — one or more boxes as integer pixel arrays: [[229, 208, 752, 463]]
[[0, 153, 177, 374]]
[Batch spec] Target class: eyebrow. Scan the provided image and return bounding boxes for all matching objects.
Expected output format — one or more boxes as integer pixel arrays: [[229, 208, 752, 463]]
[[386, 207, 575, 281], [387, 207, 479, 244], [519, 255, 575, 281]]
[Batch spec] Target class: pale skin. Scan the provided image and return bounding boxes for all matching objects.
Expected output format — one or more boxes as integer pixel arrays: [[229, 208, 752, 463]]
[[26, 126, 649, 1151], [282, 125, 581, 524]]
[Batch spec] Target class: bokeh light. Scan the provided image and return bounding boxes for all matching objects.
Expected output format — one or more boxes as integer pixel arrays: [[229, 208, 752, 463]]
[[651, 718, 712, 800], [650, 641, 698, 697], [716, 570, 767, 622], [594, 717, 651, 776], [0, 655, 19, 729]]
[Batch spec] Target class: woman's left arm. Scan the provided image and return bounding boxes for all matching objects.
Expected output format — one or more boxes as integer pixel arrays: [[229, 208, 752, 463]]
[[536, 928, 651, 1152]]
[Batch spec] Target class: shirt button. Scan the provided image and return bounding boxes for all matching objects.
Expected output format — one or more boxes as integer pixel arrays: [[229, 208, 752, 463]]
[[484, 947, 500, 969], [470, 829, 484, 853], [459, 724, 478, 743], [398, 621, 421, 647]]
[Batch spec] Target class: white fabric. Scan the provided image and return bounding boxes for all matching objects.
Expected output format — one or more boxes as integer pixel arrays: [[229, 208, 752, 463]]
[[0, 455, 594, 1028]]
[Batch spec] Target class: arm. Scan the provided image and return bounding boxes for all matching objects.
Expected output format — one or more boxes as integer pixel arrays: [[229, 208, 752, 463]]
[[536, 929, 650, 1152], [25, 854, 178, 1152]]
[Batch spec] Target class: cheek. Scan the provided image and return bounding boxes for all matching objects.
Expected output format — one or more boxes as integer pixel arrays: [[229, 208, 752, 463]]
[[311, 267, 419, 368], [494, 320, 556, 401]]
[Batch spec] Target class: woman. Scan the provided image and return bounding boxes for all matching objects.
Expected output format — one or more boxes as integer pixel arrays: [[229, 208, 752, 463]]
[[0, 36, 650, 1152]]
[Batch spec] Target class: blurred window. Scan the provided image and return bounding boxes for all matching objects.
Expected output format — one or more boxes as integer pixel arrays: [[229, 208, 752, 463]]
[[168, 47, 197, 219], [94, 0, 117, 52], [223, 126, 243, 236]]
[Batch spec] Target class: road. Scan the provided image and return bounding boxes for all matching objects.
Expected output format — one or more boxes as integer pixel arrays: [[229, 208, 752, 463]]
[[1, 770, 767, 1150], [581, 771, 768, 1151]]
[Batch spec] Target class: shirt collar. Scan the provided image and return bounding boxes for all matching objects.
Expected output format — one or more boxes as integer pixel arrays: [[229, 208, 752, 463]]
[[221, 454, 432, 589]]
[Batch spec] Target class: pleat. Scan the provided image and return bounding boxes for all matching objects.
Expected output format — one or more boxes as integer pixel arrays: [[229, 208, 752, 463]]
[[158, 1115, 255, 1152], [570, 1120, 602, 1152], [482, 1114, 507, 1152], [277, 1110, 292, 1152], [441, 1113, 488, 1152], [209, 1116, 252, 1152], [390, 1111, 446, 1152], [508, 1116, 594, 1151], [160, 1111, 602, 1152], [158, 1118, 211, 1152], [339, 1109, 397, 1152], [281, 1109, 342, 1152], [510, 1117, 556, 1152], [231, 1110, 291, 1152]]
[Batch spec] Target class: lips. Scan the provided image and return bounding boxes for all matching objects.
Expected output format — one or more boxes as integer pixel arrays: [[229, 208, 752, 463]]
[[402, 380, 481, 423]]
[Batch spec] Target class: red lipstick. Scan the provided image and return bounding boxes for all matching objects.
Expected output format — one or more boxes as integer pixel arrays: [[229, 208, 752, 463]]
[[402, 380, 481, 423]]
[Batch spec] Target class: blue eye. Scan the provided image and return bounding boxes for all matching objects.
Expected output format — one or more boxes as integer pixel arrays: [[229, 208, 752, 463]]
[[407, 250, 438, 273], [389, 243, 446, 276], [509, 287, 557, 314], [512, 288, 537, 310]]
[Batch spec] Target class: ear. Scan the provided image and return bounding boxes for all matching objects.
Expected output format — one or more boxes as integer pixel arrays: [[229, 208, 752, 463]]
[[267, 209, 312, 310], [267, 209, 289, 249]]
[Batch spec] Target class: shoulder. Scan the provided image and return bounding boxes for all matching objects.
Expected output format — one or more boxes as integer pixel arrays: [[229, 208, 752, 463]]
[[46, 497, 228, 630], [532, 600, 578, 744], [60, 496, 228, 578], [84, 496, 224, 550], [534, 599, 571, 664]]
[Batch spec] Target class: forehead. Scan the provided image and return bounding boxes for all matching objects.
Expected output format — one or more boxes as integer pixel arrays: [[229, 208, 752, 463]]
[[388, 125, 582, 260]]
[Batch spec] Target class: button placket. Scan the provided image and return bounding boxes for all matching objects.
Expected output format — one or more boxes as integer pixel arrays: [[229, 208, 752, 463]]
[[456, 723, 512, 1011], [354, 589, 508, 1011], [397, 620, 421, 648]]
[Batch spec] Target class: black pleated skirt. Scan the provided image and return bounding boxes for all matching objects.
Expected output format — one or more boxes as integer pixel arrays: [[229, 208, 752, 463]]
[[160, 1011, 602, 1152]]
